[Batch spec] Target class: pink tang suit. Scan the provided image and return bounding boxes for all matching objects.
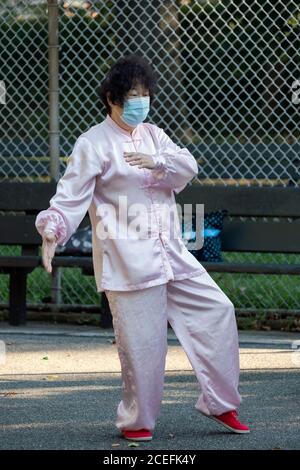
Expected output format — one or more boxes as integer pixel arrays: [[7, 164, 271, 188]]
[[35, 114, 242, 433]]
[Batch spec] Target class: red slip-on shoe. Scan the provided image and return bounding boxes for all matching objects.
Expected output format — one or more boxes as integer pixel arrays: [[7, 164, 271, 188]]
[[121, 428, 153, 441], [202, 410, 250, 434]]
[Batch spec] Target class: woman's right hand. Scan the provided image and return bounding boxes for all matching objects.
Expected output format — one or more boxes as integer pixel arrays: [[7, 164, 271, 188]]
[[42, 232, 57, 273]]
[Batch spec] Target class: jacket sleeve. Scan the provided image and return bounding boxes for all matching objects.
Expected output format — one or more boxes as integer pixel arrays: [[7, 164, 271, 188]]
[[35, 136, 102, 246], [144, 126, 199, 194]]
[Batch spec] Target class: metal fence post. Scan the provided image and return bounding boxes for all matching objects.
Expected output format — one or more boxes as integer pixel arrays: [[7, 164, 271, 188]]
[[48, 0, 61, 305], [48, 0, 60, 181]]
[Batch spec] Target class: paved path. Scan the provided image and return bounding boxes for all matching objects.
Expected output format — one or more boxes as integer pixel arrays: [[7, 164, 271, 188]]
[[0, 322, 299, 450]]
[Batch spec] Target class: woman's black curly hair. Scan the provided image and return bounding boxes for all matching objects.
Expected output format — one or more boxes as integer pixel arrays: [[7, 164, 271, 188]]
[[97, 54, 159, 116]]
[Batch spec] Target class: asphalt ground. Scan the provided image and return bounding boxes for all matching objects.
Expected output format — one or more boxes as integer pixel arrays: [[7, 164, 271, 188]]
[[0, 322, 299, 450]]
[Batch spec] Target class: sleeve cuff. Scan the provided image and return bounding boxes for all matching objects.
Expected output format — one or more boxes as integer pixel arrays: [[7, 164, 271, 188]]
[[146, 151, 169, 184], [35, 209, 67, 245]]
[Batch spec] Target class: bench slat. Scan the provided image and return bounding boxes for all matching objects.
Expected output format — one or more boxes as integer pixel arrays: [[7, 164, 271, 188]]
[[177, 185, 300, 217], [0, 256, 93, 270], [1, 216, 299, 252], [203, 262, 300, 274], [1, 183, 300, 216], [1, 256, 299, 275], [0, 215, 90, 245], [0, 182, 57, 211], [221, 219, 300, 252]]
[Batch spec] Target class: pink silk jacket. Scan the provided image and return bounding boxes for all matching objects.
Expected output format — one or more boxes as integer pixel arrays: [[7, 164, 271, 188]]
[[35, 114, 207, 292]]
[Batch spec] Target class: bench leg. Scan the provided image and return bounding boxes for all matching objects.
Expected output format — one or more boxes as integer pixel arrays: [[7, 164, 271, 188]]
[[100, 292, 112, 328], [9, 269, 27, 326]]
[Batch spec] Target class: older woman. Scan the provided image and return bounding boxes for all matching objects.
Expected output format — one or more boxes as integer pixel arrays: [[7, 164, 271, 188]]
[[35, 54, 250, 441]]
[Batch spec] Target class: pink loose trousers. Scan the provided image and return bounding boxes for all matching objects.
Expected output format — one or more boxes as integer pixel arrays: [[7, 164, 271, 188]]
[[105, 270, 242, 433]]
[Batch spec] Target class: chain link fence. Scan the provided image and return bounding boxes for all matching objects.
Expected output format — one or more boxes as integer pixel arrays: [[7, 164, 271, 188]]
[[0, 0, 300, 313]]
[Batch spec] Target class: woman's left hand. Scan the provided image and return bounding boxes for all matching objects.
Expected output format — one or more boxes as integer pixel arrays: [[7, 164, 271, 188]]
[[124, 152, 156, 169]]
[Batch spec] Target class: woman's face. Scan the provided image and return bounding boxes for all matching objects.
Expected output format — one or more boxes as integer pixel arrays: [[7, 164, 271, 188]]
[[107, 83, 150, 133]]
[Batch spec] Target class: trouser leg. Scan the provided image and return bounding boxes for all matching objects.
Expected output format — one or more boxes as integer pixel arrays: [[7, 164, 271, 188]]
[[166, 271, 242, 416], [105, 283, 168, 433]]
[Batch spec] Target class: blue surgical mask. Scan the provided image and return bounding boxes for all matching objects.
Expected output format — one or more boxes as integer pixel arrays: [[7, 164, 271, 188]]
[[121, 96, 150, 126]]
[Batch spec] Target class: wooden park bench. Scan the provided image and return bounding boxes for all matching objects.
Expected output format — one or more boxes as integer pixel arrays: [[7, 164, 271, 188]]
[[1, 182, 299, 326], [0, 182, 111, 326], [176, 184, 300, 277]]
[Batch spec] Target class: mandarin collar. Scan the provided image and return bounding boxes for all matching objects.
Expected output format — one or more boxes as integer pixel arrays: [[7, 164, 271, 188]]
[[104, 114, 141, 139]]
